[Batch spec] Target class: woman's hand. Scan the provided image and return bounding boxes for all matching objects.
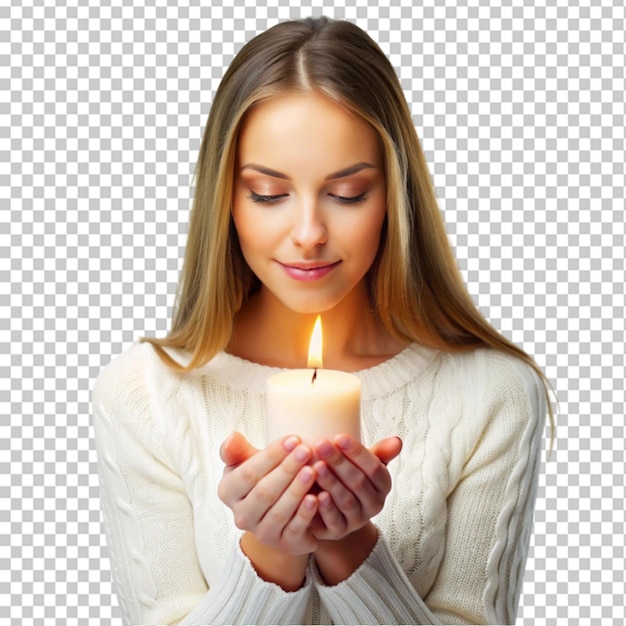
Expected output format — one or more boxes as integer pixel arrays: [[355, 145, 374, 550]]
[[309, 434, 402, 541], [217, 432, 320, 556]]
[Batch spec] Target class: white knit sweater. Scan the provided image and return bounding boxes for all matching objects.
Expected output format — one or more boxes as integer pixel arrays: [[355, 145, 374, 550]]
[[92, 341, 545, 625]]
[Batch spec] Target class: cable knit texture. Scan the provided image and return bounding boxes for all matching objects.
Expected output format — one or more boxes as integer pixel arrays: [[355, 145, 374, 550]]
[[91, 341, 545, 625]]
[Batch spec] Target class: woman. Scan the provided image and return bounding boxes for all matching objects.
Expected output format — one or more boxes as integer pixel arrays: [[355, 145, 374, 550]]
[[92, 16, 552, 625]]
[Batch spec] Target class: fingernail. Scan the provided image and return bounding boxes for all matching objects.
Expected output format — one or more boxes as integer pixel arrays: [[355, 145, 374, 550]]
[[294, 445, 309, 462], [319, 492, 331, 507], [300, 466, 314, 484], [283, 436, 299, 452], [335, 434, 352, 450], [316, 462, 330, 478], [317, 440, 333, 458]]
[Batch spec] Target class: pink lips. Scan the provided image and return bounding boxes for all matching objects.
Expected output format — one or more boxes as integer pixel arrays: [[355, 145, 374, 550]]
[[278, 260, 341, 282]]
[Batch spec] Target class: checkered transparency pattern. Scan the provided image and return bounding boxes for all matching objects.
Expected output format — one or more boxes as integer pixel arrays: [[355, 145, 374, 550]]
[[1, 0, 624, 624]]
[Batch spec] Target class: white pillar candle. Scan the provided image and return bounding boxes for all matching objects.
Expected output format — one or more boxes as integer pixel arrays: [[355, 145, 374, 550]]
[[266, 316, 361, 445]]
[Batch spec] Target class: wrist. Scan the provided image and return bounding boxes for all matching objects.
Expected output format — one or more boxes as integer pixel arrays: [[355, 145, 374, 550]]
[[240, 531, 310, 592], [313, 522, 379, 586]]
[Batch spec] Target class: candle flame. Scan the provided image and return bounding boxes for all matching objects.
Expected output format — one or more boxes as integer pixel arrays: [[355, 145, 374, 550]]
[[307, 315, 323, 369]]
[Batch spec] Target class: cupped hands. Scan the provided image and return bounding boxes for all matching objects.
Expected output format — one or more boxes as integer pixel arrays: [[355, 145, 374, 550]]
[[218, 431, 402, 550]]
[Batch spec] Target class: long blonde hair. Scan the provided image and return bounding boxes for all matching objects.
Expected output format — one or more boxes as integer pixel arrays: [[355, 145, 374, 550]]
[[144, 17, 555, 437]]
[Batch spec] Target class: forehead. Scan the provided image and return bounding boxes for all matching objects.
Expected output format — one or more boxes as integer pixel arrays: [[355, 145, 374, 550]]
[[236, 91, 382, 169]]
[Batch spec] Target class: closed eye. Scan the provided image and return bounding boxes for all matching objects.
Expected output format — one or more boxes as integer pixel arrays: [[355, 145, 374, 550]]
[[330, 192, 367, 205], [248, 191, 288, 204]]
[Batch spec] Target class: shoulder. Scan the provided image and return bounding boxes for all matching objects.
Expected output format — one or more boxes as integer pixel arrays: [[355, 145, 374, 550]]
[[398, 344, 544, 408], [468, 347, 546, 420], [92, 341, 182, 419], [435, 347, 545, 410], [446, 348, 547, 457], [420, 347, 547, 453], [361, 344, 544, 410]]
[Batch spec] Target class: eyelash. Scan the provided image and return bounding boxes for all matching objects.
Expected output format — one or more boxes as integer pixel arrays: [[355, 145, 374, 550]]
[[331, 192, 367, 205], [248, 192, 287, 204], [248, 192, 368, 205]]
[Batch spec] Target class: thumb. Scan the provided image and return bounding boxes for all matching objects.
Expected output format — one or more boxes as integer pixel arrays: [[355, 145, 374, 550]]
[[370, 436, 402, 465], [220, 431, 258, 466]]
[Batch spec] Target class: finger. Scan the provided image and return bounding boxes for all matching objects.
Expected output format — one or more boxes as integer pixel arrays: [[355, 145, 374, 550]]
[[220, 435, 302, 504], [280, 475, 319, 534], [254, 465, 317, 543], [332, 435, 393, 494], [251, 444, 313, 513], [220, 432, 258, 466], [315, 437, 379, 497], [312, 490, 347, 539], [369, 436, 403, 465], [233, 444, 313, 530], [312, 458, 363, 519], [220, 433, 302, 466], [281, 494, 319, 554]]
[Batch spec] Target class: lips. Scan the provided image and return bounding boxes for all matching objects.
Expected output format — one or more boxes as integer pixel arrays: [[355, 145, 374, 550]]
[[277, 260, 341, 282]]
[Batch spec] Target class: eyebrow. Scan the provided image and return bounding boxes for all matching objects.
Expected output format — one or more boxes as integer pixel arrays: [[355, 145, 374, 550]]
[[239, 162, 377, 180]]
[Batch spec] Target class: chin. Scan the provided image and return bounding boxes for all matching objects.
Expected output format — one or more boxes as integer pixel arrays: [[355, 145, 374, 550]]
[[284, 304, 334, 316], [279, 297, 341, 316]]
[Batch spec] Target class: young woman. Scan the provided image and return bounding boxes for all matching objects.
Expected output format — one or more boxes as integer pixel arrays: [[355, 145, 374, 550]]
[[92, 16, 552, 625]]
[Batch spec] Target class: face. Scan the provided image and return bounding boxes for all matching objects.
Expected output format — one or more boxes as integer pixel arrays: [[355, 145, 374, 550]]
[[232, 91, 387, 315]]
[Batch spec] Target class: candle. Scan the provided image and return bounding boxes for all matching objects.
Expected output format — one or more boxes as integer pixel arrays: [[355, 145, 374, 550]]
[[266, 316, 361, 446]]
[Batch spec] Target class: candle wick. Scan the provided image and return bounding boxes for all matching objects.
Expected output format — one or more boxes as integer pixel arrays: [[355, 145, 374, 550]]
[[311, 368, 317, 384]]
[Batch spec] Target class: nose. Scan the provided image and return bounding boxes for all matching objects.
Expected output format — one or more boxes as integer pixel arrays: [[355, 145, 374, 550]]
[[290, 203, 328, 250]]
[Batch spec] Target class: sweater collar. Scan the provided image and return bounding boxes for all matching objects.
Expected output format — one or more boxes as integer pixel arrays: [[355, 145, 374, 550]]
[[168, 344, 439, 401]]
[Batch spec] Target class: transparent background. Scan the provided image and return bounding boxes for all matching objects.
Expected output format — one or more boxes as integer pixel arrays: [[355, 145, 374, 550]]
[[2, 0, 625, 624]]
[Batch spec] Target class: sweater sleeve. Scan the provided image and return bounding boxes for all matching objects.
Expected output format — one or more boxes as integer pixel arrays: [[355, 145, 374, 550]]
[[311, 531, 439, 624], [91, 346, 313, 626], [314, 353, 546, 625]]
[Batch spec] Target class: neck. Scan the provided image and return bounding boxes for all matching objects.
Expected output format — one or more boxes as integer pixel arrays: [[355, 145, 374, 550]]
[[228, 286, 407, 371]]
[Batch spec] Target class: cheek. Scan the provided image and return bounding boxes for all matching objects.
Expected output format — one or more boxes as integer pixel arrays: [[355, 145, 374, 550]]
[[352, 206, 387, 257], [232, 210, 251, 249], [232, 204, 266, 254], [232, 186, 259, 250]]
